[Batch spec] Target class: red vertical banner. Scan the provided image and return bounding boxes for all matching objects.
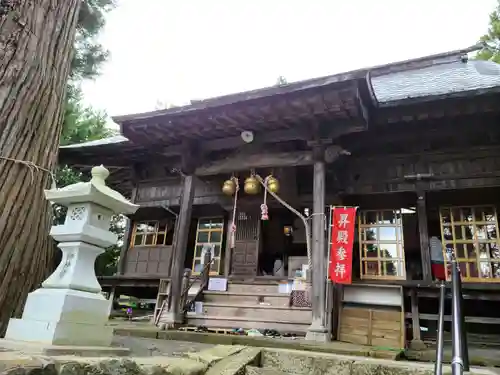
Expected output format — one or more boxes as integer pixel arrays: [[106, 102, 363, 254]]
[[329, 207, 358, 284]]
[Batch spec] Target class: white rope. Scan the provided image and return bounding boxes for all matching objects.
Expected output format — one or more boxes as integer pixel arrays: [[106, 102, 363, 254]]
[[0, 156, 57, 189], [260, 178, 269, 220], [229, 177, 239, 249]]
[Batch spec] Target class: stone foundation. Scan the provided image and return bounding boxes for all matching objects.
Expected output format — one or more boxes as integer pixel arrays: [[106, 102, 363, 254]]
[[0, 345, 495, 375]]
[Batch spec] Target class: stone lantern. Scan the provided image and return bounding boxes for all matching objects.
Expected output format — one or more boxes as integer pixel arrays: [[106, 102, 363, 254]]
[[5, 165, 139, 347]]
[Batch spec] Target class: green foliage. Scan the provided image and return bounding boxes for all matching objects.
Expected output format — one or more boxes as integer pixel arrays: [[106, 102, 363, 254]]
[[61, 88, 116, 146], [477, 0, 500, 63], [71, 0, 116, 81]]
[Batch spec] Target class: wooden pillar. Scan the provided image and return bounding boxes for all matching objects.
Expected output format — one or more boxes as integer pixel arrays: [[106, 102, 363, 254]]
[[416, 189, 432, 282], [223, 210, 234, 277], [305, 144, 329, 342], [165, 174, 195, 324], [116, 185, 137, 275], [409, 288, 426, 349]]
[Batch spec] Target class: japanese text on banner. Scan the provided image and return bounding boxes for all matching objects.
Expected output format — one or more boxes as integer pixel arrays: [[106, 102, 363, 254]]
[[329, 207, 357, 284]]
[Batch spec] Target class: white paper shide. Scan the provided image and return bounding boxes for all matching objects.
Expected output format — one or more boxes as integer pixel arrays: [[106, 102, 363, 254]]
[[5, 165, 139, 346]]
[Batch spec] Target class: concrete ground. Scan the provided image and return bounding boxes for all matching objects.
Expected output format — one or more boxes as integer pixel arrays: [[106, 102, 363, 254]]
[[110, 320, 500, 367], [406, 343, 500, 367], [109, 321, 402, 361], [112, 335, 215, 357]]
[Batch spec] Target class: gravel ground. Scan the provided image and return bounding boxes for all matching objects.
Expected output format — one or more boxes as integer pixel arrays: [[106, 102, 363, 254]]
[[112, 335, 215, 357]]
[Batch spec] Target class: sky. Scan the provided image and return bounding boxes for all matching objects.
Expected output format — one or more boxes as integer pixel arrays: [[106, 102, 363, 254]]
[[81, 0, 498, 120]]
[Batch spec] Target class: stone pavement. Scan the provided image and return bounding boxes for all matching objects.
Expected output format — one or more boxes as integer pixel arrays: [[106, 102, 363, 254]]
[[110, 321, 402, 360], [112, 334, 214, 357], [1, 345, 498, 375]]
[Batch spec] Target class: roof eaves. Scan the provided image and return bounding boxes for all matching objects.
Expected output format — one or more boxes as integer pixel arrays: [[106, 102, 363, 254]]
[[59, 135, 129, 149]]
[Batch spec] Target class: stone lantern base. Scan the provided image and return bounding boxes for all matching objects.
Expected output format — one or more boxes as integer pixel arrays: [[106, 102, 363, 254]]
[[5, 288, 113, 347], [1, 166, 138, 355]]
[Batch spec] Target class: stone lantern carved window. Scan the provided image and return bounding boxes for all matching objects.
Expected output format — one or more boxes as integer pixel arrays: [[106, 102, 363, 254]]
[[69, 206, 85, 221]]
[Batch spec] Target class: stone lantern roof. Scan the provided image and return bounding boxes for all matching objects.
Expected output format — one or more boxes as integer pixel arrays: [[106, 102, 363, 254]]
[[45, 165, 139, 215]]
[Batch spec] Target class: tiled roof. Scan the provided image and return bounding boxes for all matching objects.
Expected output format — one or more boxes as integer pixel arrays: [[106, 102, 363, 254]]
[[372, 59, 500, 103]]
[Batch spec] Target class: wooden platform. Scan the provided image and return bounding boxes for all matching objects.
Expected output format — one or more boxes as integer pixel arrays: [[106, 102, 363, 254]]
[[178, 326, 237, 335]]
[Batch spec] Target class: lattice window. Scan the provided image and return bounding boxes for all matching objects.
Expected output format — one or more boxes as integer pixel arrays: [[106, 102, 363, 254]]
[[439, 206, 500, 282], [69, 206, 85, 220], [192, 217, 224, 275], [358, 210, 406, 280], [130, 220, 174, 247]]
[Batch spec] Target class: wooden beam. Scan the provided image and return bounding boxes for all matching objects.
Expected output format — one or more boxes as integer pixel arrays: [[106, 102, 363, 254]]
[[196, 151, 314, 175], [405, 312, 500, 325], [180, 140, 203, 175], [161, 128, 311, 157], [407, 289, 500, 301], [355, 77, 376, 129], [195, 145, 350, 176], [416, 189, 432, 282], [345, 117, 500, 155]]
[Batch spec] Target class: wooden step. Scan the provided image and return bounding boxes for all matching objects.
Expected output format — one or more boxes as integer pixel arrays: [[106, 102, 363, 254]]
[[203, 291, 291, 307], [227, 283, 283, 294], [201, 303, 311, 322], [186, 314, 310, 334]]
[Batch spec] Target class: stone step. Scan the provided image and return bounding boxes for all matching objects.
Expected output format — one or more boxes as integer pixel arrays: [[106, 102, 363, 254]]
[[227, 283, 284, 295], [246, 366, 287, 375], [203, 291, 291, 307], [200, 303, 312, 323], [260, 349, 492, 375], [186, 314, 310, 334]]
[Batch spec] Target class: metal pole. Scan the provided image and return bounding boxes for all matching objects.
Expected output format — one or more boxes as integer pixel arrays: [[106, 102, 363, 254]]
[[457, 267, 469, 371], [325, 206, 333, 335], [450, 259, 464, 375], [434, 281, 446, 375]]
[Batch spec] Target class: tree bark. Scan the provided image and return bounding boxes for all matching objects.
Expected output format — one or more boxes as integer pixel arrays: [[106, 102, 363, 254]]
[[0, 0, 81, 335]]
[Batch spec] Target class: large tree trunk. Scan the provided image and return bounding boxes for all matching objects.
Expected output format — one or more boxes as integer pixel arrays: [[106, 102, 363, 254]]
[[0, 0, 81, 335]]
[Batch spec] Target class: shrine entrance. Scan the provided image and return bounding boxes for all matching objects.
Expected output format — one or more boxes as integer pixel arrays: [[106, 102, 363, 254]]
[[258, 208, 308, 278]]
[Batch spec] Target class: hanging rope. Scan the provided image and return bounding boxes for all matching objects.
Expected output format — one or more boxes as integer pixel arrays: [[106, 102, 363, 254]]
[[229, 177, 239, 249], [260, 182, 269, 220], [255, 175, 312, 298], [0, 156, 57, 189]]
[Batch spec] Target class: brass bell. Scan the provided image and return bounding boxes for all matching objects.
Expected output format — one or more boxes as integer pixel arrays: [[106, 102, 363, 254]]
[[222, 178, 236, 196], [244, 175, 260, 195], [266, 176, 280, 194]]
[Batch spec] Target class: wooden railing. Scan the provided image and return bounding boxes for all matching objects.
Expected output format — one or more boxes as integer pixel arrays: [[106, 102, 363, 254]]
[[154, 279, 170, 325], [180, 249, 213, 315]]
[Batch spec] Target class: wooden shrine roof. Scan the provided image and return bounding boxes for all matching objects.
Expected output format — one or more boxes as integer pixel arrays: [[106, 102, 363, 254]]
[[58, 44, 500, 193]]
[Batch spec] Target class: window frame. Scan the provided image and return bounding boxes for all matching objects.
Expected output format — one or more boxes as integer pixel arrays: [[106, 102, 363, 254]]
[[192, 216, 225, 275], [130, 220, 173, 247], [439, 205, 500, 283], [358, 209, 407, 281]]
